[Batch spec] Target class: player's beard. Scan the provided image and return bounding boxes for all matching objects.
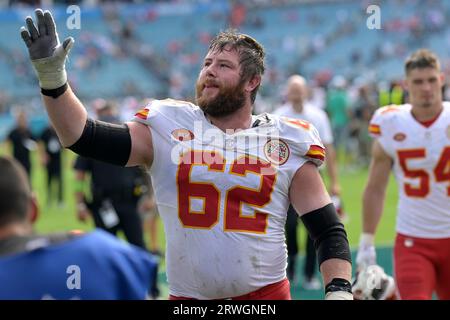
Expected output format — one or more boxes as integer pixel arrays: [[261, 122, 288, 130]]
[[195, 78, 246, 117], [419, 95, 435, 108]]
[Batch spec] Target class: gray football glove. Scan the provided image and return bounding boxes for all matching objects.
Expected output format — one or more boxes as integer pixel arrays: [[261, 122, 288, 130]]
[[20, 8, 74, 90]]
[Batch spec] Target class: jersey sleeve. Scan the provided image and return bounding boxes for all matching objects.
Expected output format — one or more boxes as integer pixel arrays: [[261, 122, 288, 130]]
[[132, 100, 160, 125], [301, 125, 325, 167], [368, 107, 384, 138], [368, 104, 404, 138], [131, 99, 200, 149], [132, 99, 198, 128]]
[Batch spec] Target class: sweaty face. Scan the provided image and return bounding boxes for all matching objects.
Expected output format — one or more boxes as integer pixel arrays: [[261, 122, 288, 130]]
[[406, 67, 443, 109], [195, 48, 247, 117]]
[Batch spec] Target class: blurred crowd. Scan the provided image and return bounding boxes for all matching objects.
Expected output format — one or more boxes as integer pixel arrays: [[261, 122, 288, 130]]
[[1, 1, 450, 98]]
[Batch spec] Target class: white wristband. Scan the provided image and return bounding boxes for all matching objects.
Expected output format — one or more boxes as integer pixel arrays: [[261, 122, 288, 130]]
[[360, 232, 375, 247], [32, 59, 67, 90], [31, 44, 70, 90]]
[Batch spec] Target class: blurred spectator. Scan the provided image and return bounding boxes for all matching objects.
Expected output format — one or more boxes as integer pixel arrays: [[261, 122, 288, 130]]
[[350, 85, 377, 165], [378, 80, 405, 107], [73, 102, 147, 250], [138, 177, 162, 257], [326, 76, 350, 156], [389, 81, 405, 105], [38, 125, 63, 207], [6, 110, 36, 178]]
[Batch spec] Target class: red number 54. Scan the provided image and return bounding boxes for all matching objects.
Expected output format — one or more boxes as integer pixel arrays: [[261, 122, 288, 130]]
[[397, 146, 450, 198]]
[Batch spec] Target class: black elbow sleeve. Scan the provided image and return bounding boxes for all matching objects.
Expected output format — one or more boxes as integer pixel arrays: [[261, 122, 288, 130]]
[[68, 118, 132, 167], [300, 203, 352, 266]]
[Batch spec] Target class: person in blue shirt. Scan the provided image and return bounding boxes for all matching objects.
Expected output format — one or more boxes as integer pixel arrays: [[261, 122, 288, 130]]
[[0, 156, 158, 300]]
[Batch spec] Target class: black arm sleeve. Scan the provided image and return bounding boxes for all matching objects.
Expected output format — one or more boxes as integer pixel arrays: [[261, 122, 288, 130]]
[[300, 203, 352, 266], [68, 118, 132, 167]]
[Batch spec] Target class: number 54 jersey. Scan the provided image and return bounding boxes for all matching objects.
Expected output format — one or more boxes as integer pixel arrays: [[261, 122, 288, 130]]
[[134, 99, 325, 299], [369, 103, 450, 239]]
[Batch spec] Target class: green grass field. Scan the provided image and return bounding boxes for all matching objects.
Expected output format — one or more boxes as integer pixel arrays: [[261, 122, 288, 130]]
[[0, 146, 399, 299]]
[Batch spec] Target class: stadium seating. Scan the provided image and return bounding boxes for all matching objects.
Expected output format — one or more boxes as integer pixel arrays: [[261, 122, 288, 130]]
[[1, 0, 449, 103]]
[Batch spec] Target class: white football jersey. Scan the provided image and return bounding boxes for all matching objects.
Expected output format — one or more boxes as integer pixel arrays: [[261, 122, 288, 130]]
[[133, 99, 325, 299], [273, 102, 334, 145], [369, 103, 450, 238]]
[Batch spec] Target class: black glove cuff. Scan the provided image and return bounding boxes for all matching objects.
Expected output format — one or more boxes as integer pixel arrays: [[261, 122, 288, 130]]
[[325, 278, 352, 294], [41, 82, 68, 99]]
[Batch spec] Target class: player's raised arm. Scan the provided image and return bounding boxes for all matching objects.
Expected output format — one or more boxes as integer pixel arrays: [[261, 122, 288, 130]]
[[21, 9, 152, 168], [289, 162, 352, 300], [20, 9, 80, 146]]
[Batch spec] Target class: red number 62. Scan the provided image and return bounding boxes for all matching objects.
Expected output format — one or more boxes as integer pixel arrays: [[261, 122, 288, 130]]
[[176, 150, 277, 234]]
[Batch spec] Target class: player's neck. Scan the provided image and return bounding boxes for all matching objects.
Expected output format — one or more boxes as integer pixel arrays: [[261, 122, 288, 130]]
[[0, 223, 32, 240], [291, 102, 304, 113], [206, 104, 253, 132], [411, 102, 443, 122]]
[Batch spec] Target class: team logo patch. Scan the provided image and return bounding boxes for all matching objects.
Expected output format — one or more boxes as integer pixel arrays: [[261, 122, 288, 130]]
[[171, 128, 195, 142], [393, 133, 406, 142], [264, 139, 290, 165]]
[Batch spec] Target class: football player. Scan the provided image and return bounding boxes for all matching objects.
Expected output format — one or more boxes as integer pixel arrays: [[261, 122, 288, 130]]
[[21, 9, 352, 300], [357, 49, 450, 299]]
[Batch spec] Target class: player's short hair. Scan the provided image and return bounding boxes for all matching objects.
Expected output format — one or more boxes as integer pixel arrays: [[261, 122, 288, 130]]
[[0, 156, 31, 227], [404, 49, 441, 75], [208, 29, 265, 103]]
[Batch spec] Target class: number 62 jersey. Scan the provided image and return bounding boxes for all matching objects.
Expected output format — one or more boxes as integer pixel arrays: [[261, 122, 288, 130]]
[[134, 99, 325, 299], [368, 103, 450, 239]]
